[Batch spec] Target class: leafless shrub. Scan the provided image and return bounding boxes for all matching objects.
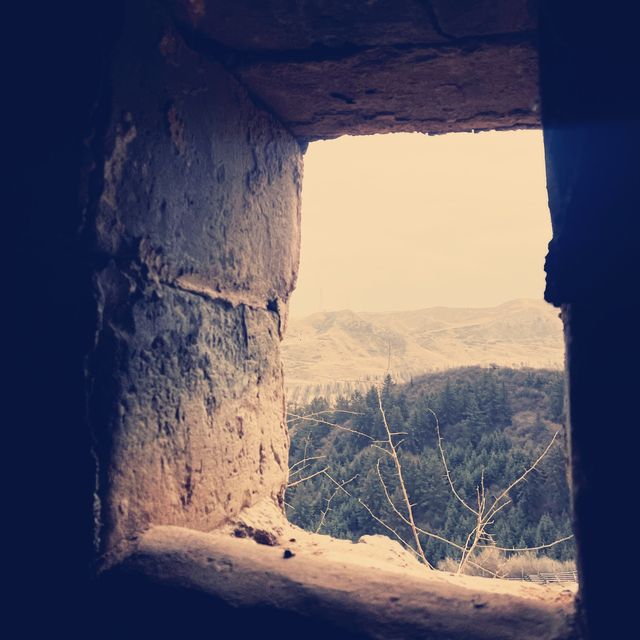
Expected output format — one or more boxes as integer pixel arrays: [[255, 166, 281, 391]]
[[438, 548, 576, 578], [287, 382, 573, 576]]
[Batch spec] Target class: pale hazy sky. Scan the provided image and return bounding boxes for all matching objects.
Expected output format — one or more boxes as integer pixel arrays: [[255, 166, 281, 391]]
[[289, 131, 552, 319]]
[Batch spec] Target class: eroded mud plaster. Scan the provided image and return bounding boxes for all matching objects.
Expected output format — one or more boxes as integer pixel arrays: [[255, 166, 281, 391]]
[[88, 2, 302, 560], [172, 0, 540, 140]]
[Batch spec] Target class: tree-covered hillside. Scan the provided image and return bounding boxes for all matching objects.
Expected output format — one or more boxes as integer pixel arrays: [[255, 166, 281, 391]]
[[286, 367, 574, 567]]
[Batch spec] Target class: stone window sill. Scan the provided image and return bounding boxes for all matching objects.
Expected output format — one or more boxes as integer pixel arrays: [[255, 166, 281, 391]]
[[104, 505, 576, 640]]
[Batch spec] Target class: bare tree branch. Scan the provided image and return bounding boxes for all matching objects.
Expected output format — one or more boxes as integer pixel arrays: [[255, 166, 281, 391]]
[[322, 470, 421, 560], [479, 535, 574, 553], [287, 385, 571, 579], [315, 473, 358, 534], [288, 467, 329, 488], [428, 407, 478, 516], [377, 385, 433, 569], [287, 409, 363, 424], [287, 412, 374, 440], [289, 455, 326, 474], [485, 430, 561, 523]]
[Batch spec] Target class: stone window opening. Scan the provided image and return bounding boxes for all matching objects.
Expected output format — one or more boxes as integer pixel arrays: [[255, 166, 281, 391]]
[[100, 114, 577, 638], [19, 2, 637, 639], [282, 129, 575, 578]]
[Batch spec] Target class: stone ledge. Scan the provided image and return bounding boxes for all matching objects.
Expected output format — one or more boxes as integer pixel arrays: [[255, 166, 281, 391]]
[[234, 37, 539, 140], [173, 1, 540, 140], [104, 523, 577, 640]]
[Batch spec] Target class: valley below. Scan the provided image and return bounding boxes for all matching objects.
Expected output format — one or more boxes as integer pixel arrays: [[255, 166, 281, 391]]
[[283, 299, 563, 404]]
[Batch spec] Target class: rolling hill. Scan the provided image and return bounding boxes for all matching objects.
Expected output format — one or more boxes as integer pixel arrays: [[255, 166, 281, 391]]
[[282, 299, 563, 403]]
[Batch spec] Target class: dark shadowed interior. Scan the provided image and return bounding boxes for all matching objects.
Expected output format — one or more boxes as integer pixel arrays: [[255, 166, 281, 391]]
[[10, 1, 639, 638]]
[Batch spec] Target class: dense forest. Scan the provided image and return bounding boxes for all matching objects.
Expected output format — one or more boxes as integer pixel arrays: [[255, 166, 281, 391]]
[[286, 367, 575, 571]]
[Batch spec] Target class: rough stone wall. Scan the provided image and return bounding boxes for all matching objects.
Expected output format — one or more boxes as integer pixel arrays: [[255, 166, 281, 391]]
[[9, 3, 123, 629], [173, 0, 540, 140], [539, 2, 640, 638], [88, 1, 302, 561]]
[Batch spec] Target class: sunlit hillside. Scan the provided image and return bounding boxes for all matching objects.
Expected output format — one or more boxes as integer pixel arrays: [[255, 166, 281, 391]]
[[283, 299, 563, 404]]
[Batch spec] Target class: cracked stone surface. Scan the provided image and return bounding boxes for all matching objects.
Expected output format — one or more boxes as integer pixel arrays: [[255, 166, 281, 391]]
[[235, 37, 539, 139], [98, 16, 302, 305], [173, 0, 540, 140], [174, 0, 448, 49], [89, 2, 301, 560], [92, 272, 289, 559], [430, 0, 537, 38], [100, 505, 576, 640]]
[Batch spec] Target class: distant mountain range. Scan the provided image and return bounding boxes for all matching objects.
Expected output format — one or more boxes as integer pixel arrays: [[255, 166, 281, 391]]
[[282, 299, 563, 403]]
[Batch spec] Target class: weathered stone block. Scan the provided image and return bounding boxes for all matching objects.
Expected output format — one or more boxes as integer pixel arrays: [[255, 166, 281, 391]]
[[88, 2, 301, 560], [431, 0, 536, 38], [92, 270, 289, 557], [170, 0, 540, 140], [235, 39, 539, 139], [98, 523, 576, 640], [174, 0, 446, 50], [96, 6, 302, 305]]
